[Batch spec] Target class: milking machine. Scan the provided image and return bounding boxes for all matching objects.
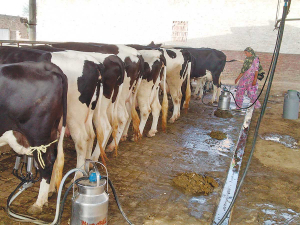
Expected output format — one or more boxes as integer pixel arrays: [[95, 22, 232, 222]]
[[7, 158, 134, 225]]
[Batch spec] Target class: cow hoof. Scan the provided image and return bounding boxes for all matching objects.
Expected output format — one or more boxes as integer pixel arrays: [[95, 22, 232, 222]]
[[147, 130, 157, 137], [213, 101, 218, 104], [130, 136, 136, 142], [105, 146, 114, 153], [48, 191, 56, 198], [120, 135, 127, 142], [169, 118, 175, 123], [28, 204, 43, 215]]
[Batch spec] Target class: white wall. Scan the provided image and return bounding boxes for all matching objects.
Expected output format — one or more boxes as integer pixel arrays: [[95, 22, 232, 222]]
[[37, 0, 300, 54]]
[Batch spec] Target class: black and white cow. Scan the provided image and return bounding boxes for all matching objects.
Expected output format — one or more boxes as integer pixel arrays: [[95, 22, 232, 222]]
[[175, 47, 227, 103], [51, 42, 144, 155], [0, 61, 67, 214], [30, 44, 126, 161], [160, 48, 192, 123], [127, 44, 168, 137], [0, 46, 124, 213]]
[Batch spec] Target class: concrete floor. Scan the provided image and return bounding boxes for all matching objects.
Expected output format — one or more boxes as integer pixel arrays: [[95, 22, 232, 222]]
[[0, 89, 251, 225]]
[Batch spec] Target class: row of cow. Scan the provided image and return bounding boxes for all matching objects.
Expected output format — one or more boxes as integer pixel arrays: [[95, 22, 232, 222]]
[[0, 42, 229, 214]]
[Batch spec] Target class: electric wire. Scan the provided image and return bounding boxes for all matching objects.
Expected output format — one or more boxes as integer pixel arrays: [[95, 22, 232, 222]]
[[214, 1, 289, 224]]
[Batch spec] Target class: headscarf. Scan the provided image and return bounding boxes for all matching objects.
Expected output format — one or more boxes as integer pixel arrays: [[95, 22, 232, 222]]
[[241, 47, 265, 80]]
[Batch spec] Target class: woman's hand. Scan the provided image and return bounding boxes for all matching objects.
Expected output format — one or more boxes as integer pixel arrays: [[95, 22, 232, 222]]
[[235, 78, 239, 84], [253, 71, 258, 86]]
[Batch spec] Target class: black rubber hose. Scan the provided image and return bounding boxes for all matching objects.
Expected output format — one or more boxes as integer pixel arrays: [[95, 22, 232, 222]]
[[6, 180, 26, 213], [214, 1, 289, 224], [102, 176, 134, 225], [6, 181, 40, 222]]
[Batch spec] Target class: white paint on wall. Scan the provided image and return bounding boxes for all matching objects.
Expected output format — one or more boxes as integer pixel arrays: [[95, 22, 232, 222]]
[[36, 0, 300, 54]]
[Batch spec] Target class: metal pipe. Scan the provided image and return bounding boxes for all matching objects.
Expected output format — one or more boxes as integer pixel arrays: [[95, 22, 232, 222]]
[[275, 18, 300, 29], [29, 0, 37, 41]]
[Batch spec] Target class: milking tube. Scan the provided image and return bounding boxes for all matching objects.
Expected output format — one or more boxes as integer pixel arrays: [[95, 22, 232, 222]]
[[214, 1, 289, 224], [7, 168, 87, 224], [7, 159, 134, 225]]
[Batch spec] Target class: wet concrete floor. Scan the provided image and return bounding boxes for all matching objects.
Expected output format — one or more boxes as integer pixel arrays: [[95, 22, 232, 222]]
[[0, 89, 251, 225]]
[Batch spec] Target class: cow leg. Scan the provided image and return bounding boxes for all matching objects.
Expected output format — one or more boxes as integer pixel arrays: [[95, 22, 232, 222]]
[[148, 89, 161, 137], [92, 115, 112, 157], [91, 97, 112, 161], [212, 72, 222, 103], [197, 78, 206, 100], [168, 80, 182, 123], [68, 120, 92, 182], [85, 114, 96, 160], [121, 117, 132, 141], [28, 179, 49, 214], [119, 98, 134, 142], [138, 103, 151, 138], [193, 78, 201, 98], [137, 81, 153, 137], [106, 102, 128, 152]]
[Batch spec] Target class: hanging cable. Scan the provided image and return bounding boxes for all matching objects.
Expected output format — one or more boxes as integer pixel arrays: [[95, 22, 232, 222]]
[[214, 1, 289, 224]]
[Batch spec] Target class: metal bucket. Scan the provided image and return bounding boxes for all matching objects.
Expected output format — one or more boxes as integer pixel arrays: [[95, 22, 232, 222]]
[[218, 91, 231, 110], [71, 178, 108, 225], [283, 90, 300, 120], [71, 160, 109, 225]]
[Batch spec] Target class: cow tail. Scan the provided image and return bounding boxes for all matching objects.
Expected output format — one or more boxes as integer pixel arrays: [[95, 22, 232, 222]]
[[183, 62, 191, 113], [95, 83, 108, 164], [131, 78, 142, 141], [161, 64, 168, 132], [55, 72, 68, 191]]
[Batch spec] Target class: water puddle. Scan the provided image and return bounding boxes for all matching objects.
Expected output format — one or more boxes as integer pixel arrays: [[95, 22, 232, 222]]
[[256, 203, 300, 224], [259, 133, 299, 149]]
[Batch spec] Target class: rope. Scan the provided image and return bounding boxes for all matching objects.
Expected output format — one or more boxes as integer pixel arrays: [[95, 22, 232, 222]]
[[27, 140, 58, 169]]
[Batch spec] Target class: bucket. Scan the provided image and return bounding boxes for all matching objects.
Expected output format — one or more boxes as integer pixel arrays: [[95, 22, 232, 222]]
[[283, 90, 300, 120]]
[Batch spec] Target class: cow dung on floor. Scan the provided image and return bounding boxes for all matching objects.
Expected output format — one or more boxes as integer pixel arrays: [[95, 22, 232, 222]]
[[172, 173, 219, 195], [209, 131, 227, 140], [214, 109, 233, 118]]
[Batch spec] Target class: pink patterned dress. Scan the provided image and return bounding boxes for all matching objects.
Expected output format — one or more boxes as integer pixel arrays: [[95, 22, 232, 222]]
[[235, 57, 261, 109]]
